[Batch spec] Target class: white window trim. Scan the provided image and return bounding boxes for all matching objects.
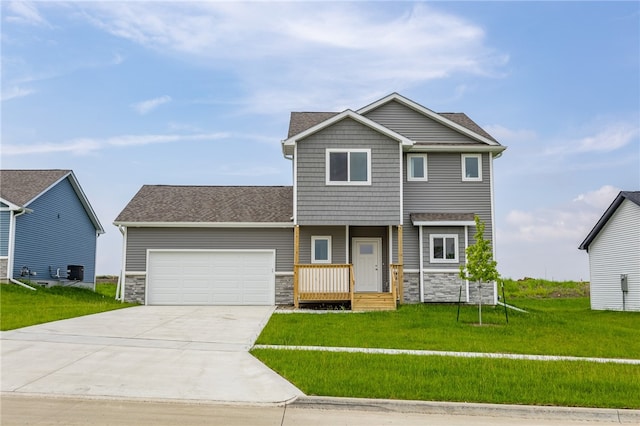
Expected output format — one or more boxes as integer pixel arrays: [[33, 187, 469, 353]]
[[430, 234, 459, 263], [311, 236, 332, 264], [462, 154, 482, 182], [326, 149, 372, 185], [407, 153, 428, 181]]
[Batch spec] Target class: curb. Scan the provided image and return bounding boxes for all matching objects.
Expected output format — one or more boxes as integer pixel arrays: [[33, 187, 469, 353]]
[[288, 396, 640, 423]]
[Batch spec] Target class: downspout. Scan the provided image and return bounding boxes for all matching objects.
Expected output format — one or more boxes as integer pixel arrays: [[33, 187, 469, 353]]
[[464, 225, 470, 302], [419, 225, 424, 303], [8, 208, 36, 290], [117, 225, 127, 301], [490, 152, 498, 304]]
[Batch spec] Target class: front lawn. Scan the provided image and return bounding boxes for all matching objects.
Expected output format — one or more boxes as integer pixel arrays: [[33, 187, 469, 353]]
[[252, 297, 640, 408], [256, 298, 640, 359], [0, 283, 136, 331]]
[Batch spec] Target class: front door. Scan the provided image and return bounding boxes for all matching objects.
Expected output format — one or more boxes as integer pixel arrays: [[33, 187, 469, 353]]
[[353, 238, 382, 292]]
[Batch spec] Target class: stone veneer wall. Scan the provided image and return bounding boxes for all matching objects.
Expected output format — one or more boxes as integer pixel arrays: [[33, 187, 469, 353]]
[[467, 281, 496, 305], [124, 275, 146, 304], [275, 274, 293, 305], [0, 259, 8, 283], [402, 272, 421, 303]]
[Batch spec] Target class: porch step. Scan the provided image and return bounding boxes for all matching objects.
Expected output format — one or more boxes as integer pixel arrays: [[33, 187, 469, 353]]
[[352, 293, 397, 311]]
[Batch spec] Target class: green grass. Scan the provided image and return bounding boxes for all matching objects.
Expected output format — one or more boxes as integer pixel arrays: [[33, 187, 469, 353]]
[[0, 282, 136, 331], [251, 349, 640, 409], [502, 277, 590, 298], [257, 298, 640, 359]]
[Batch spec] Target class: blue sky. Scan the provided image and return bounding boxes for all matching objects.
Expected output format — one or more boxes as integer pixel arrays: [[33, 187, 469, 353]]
[[2, 1, 638, 280]]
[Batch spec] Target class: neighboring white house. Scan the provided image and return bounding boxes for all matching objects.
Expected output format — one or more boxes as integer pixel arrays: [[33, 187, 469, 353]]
[[579, 191, 640, 311]]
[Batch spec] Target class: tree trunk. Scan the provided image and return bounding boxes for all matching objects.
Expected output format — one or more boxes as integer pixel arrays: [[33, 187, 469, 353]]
[[478, 281, 483, 326]]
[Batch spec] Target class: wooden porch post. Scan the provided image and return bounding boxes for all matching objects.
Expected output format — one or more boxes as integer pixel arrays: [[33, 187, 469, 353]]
[[398, 225, 404, 304], [294, 225, 300, 308]]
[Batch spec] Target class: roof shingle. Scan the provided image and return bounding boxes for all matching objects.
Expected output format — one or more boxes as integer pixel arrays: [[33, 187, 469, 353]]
[[0, 169, 71, 206], [115, 185, 293, 223]]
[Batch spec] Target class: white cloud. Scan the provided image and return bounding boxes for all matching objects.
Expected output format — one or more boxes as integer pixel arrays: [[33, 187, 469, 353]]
[[496, 185, 620, 280], [5, 1, 51, 27], [483, 124, 537, 144], [76, 2, 508, 113], [1, 86, 35, 101], [2, 132, 228, 156], [131, 95, 172, 115], [545, 120, 639, 156]]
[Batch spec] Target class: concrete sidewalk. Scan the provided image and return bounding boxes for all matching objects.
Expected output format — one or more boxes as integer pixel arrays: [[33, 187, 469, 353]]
[[0, 306, 302, 404]]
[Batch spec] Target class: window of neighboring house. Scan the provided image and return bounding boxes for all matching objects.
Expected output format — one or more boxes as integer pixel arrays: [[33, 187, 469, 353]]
[[407, 154, 428, 181], [430, 234, 458, 263], [311, 236, 332, 264], [462, 154, 482, 181], [326, 149, 371, 185]]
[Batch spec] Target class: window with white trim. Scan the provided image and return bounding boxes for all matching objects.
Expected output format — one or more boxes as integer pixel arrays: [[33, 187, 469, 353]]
[[407, 154, 428, 181], [311, 236, 332, 264], [430, 234, 458, 263], [462, 154, 482, 181], [326, 149, 371, 185]]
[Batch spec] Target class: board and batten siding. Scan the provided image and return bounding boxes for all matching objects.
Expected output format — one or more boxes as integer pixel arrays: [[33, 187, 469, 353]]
[[588, 199, 640, 311], [13, 177, 98, 283], [0, 210, 10, 257], [125, 227, 294, 272], [296, 118, 401, 225], [363, 100, 480, 143], [402, 152, 493, 270]]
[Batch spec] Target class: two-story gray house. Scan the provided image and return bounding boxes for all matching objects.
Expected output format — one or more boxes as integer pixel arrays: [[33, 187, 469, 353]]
[[115, 93, 505, 310]]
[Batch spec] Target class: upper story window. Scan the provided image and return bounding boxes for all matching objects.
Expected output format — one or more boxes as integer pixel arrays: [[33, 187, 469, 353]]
[[462, 154, 482, 181], [430, 234, 458, 263], [407, 154, 428, 181], [311, 236, 332, 264], [326, 149, 371, 185]]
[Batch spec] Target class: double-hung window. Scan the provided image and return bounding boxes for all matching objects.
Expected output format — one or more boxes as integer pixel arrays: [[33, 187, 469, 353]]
[[407, 154, 428, 181], [462, 154, 482, 181], [326, 149, 371, 185], [430, 234, 458, 263], [311, 236, 331, 264]]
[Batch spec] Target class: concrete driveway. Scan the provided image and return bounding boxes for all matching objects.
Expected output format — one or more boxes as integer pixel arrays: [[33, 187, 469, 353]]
[[1, 306, 302, 404]]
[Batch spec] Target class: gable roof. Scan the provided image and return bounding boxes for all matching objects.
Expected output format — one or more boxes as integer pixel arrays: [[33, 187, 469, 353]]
[[0, 169, 104, 233], [282, 109, 414, 156], [579, 191, 640, 250], [114, 185, 294, 225], [283, 93, 504, 156]]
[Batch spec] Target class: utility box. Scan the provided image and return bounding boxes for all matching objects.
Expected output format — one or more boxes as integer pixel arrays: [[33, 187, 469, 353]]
[[67, 265, 84, 281], [621, 274, 628, 292]]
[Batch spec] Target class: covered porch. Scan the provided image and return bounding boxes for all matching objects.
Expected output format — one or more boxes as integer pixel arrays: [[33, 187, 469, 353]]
[[293, 225, 404, 311]]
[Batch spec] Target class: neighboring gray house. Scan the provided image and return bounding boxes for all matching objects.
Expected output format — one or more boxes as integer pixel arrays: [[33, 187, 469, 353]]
[[0, 170, 105, 288], [579, 191, 640, 311], [115, 93, 505, 309]]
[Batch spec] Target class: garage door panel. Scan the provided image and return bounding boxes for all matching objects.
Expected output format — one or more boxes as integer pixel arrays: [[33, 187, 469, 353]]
[[147, 251, 274, 305]]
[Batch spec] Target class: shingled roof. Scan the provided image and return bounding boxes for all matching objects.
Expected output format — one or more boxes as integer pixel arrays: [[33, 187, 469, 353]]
[[115, 185, 294, 224], [579, 191, 640, 250], [286, 111, 496, 143], [0, 169, 71, 207]]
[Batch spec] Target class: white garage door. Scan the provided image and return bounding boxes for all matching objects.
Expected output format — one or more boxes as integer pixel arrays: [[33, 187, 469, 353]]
[[147, 250, 275, 305]]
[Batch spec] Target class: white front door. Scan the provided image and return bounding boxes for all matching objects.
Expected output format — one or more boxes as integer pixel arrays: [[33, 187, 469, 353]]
[[353, 238, 382, 292]]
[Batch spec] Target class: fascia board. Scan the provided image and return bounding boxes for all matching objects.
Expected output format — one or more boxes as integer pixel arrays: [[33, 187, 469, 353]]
[[407, 144, 507, 155], [358, 93, 501, 147], [412, 221, 476, 227], [283, 109, 413, 147], [0, 197, 22, 211], [113, 221, 295, 228]]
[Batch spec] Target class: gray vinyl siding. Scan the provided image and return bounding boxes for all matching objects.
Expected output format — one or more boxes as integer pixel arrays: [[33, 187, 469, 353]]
[[422, 226, 467, 267], [299, 226, 347, 264], [0, 210, 10, 257], [13, 177, 98, 283], [296, 118, 401, 225], [125, 227, 294, 272], [364, 100, 479, 144], [403, 152, 493, 269]]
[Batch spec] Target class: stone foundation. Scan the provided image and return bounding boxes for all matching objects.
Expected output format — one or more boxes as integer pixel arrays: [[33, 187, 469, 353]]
[[275, 274, 293, 305], [402, 272, 421, 303], [468, 281, 496, 305], [124, 275, 146, 304], [423, 272, 466, 303], [0, 259, 7, 283]]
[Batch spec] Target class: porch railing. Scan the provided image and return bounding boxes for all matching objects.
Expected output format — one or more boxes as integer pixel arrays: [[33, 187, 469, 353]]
[[390, 263, 403, 303], [294, 264, 353, 307]]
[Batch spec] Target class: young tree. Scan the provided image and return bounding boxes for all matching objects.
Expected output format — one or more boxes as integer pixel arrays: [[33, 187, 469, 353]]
[[459, 215, 500, 325]]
